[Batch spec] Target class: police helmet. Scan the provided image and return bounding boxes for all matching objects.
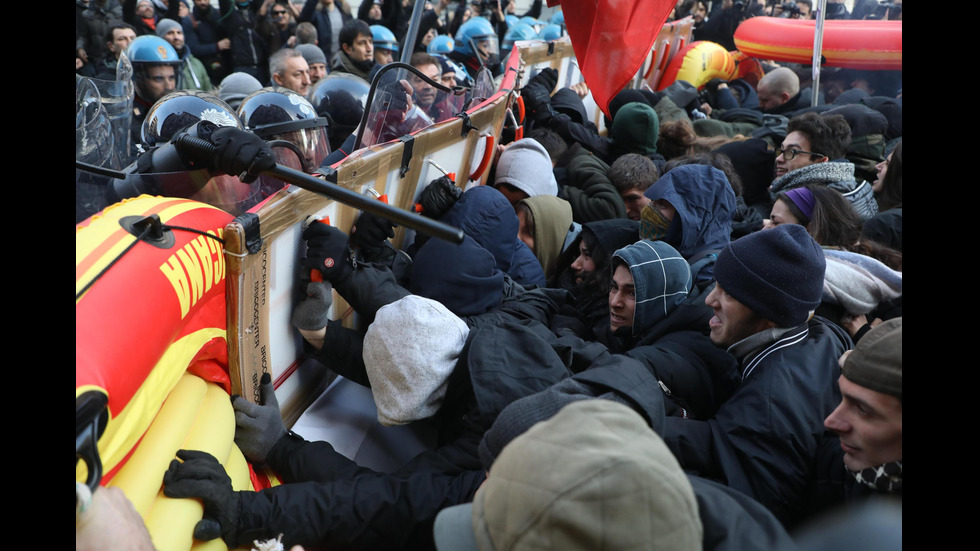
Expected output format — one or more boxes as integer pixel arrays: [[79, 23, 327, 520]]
[[370, 24, 400, 53], [238, 87, 331, 168], [141, 90, 242, 148], [501, 23, 536, 61], [548, 10, 565, 26], [308, 74, 371, 152], [537, 24, 564, 42], [427, 35, 455, 55], [454, 16, 499, 59]]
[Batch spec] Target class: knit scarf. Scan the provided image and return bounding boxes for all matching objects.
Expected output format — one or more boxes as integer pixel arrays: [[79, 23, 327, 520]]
[[770, 161, 855, 195], [847, 460, 902, 493]]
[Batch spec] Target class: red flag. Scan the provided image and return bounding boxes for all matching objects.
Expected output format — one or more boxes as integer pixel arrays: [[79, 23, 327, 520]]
[[550, 0, 675, 117]]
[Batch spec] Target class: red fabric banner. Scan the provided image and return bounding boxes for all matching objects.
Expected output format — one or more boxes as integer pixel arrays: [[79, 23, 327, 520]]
[[551, 0, 675, 117]]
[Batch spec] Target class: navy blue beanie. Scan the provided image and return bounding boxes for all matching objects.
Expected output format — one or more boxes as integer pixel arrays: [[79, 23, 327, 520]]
[[713, 224, 825, 327]]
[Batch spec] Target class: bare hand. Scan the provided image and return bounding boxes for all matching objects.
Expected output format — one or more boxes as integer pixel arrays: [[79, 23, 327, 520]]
[[218, 38, 231, 50], [77, 486, 155, 551], [570, 81, 589, 98]]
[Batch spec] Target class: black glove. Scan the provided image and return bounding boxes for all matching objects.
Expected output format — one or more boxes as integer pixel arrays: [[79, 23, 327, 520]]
[[522, 68, 560, 124], [291, 281, 333, 331], [301, 222, 355, 283], [527, 67, 558, 95], [349, 210, 396, 255], [418, 176, 462, 219], [232, 373, 287, 465], [383, 83, 409, 112], [162, 449, 241, 545], [209, 126, 275, 184]]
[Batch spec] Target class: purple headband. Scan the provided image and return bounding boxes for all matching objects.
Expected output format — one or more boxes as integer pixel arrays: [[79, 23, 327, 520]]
[[784, 187, 815, 221]]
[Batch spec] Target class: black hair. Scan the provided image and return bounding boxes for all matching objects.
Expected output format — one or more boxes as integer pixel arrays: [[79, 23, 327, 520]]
[[786, 112, 851, 161]]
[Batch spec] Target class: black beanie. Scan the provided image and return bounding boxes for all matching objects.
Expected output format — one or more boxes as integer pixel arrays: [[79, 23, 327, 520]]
[[713, 224, 825, 327]]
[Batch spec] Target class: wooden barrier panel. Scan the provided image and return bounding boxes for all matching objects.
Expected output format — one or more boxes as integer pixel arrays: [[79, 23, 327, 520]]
[[225, 61, 518, 424]]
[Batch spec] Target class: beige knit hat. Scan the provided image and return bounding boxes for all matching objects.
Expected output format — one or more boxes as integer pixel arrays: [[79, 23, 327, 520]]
[[434, 399, 702, 551], [841, 317, 902, 400]]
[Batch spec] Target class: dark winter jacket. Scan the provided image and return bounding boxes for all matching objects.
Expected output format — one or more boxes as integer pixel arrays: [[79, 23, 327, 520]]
[[560, 148, 629, 223], [216, 0, 269, 80], [660, 315, 852, 528]]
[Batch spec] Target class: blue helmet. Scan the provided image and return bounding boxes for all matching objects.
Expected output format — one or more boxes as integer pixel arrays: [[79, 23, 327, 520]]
[[126, 35, 180, 65], [520, 16, 541, 32], [370, 24, 400, 53], [537, 24, 564, 42], [548, 10, 565, 26], [501, 23, 536, 60], [454, 16, 499, 59], [427, 34, 454, 55], [505, 14, 521, 28]]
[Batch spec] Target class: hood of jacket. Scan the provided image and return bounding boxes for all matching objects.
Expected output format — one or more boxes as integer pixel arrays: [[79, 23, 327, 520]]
[[610, 102, 660, 160], [643, 165, 735, 259], [520, 195, 573, 281], [409, 233, 505, 317], [612, 239, 692, 337], [585, 218, 640, 259], [551, 87, 589, 125], [440, 186, 546, 287]]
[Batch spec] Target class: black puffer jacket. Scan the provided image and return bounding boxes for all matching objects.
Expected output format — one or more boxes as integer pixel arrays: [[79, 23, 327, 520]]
[[237, 317, 575, 550]]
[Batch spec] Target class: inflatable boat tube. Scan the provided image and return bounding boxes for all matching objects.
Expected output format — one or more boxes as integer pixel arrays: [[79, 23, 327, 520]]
[[76, 195, 234, 483], [734, 17, 902, 70]]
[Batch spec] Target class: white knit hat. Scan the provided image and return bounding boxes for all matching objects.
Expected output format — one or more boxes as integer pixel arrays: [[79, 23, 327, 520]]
[[493, 138, 558, 198], [363, 295, 470, 426]]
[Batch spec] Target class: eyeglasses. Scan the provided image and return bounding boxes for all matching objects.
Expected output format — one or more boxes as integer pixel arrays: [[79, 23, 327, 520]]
[[272, 10, 288, 16], [775, 147, 826, 161]]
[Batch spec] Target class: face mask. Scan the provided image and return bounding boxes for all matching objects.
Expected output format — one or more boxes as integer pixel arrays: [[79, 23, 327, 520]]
[[639, 202, 671, 241]]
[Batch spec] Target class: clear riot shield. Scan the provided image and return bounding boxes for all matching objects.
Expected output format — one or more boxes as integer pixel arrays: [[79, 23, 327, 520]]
[[76, 77, 118, 223], [76, 77, 113, 168], [466, 67, 496, 110], [357, 64, 436, 149], [86, 53, 135, 170]]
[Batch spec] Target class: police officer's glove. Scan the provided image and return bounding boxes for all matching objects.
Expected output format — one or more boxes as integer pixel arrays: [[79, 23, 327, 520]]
[[291, 281, 333, 331], [162, 449, 241, 545], [418, 176, 462, 219], [384, 83, 410, 112], [231, 373, 287, 465], [209, 126, 275, 184], [301, 223, 355, 284], [350, 210, 397, 257]]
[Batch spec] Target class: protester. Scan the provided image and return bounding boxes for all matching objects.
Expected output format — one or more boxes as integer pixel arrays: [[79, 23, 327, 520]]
[[640, 164, 736, 286], [660, 224, 851, 528]]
